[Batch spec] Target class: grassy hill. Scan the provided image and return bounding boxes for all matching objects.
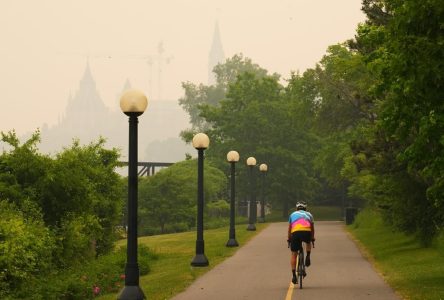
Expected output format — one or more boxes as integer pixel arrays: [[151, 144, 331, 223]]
[[348, 209, 444, 300], [98, 223, 268, 300]]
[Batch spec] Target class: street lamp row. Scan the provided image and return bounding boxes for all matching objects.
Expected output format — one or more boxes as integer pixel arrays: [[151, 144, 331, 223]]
[[118, 89, 148, 300], [226, 153, 268, 244], [117, 89, 268, 299], [226, 150, 240, 247]]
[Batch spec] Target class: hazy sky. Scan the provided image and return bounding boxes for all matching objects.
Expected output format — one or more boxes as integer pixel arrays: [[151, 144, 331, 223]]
[[0, 0, 365, 136]]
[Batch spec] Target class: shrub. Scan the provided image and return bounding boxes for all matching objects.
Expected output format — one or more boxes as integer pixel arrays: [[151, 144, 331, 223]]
[[55, 214, 103, 267], [0, 200, 55, 298], [206, 200, 230, 218], [16, 245, 157, 299]]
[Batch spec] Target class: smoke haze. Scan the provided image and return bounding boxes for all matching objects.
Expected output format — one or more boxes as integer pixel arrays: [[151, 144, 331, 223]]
[[0, 0, 365, 161]]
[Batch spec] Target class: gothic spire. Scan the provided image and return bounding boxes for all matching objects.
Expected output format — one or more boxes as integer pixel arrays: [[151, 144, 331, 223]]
[[208, 21, 225, 85], [80, 59, 95, 88]]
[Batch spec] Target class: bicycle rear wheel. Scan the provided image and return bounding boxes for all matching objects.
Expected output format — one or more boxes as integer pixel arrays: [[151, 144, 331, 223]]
[[298, 250, 304, 289]]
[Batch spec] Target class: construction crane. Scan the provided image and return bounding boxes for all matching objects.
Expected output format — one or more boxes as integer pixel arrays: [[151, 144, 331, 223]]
[[131, 41, 173, 101], [57, 42, 173, 101]]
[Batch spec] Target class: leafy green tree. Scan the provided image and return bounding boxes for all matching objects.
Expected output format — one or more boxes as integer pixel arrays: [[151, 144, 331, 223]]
[[138, 159, 227, 234], [198, 71, 320, 217], [361, 0, 392, 26], [314, 44, 377, 133], [40, 138, 124, 254], [326, 0, 443, 245], [0, 131, 124, 259], [373, 0, 444, 243], [0, 130, 51, 209], [179, 54, 273, 140]]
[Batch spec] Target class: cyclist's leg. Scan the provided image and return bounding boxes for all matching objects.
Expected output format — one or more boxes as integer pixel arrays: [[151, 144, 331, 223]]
[[290, 232, 302, 284], [302, 232, 312, 267], [291, 251, 298, 284], [290, 250, 297, 270], [305, 241, 312, 252]]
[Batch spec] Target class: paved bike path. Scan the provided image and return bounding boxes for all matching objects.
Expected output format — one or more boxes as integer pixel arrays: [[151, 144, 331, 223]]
[[171, 221, 400, 300]]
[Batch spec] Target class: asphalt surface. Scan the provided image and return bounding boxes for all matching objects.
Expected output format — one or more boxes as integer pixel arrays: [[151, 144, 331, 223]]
[[171, 221, 400, 300]]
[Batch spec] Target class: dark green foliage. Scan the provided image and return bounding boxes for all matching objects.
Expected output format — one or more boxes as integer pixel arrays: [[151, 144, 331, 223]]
[[308, 0, 443, 245], [138, 159, 227, 235], [206, 200, 230, 218], [177, 1, 443, 245], [199, 71, 320, 217], [13, 245, 156, 300], [39, 138, 123, 255], [0, 200, 54, 298], [357, 0, 444, 244], [0, 131, 125, 297]]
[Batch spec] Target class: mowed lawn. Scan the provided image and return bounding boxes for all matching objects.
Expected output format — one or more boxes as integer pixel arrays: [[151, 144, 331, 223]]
[[266, 205, 343, 222], [98, 223, 268, 300], [348, 209, 444, 300]]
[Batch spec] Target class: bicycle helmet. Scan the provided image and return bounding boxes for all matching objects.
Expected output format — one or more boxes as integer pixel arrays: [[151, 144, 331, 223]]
[[296, 202, 307, 210]]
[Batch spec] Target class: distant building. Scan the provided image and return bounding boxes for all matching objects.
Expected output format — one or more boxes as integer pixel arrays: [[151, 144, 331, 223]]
[[208, 21, 225, 85], [37, 25, 224, 162], [39, 62, 192, 162]]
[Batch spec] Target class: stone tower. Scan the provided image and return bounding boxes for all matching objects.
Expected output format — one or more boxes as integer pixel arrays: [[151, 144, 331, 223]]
[[63, 61, 109, 132], [39, 61, 115, 153], [208, 21, 225, 85]]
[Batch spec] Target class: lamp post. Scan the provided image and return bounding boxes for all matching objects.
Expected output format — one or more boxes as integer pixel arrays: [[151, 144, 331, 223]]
[[191, 133, 210, 267], [246, 156, 257, 231], [118, 89, 148, 300], [226, 150, 240, 247], [259, 163, 268, 223]]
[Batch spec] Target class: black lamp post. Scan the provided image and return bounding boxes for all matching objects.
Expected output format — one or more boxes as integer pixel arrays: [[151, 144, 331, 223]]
[[246, 156, 257, 231], [191, 133, 210, 267], [259, 163, 268, 223], [226, 150, 240, 247], [118, 89, 148, 300]]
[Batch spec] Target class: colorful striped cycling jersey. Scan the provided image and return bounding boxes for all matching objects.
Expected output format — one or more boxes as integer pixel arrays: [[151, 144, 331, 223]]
[[289, 210, 314, 233]]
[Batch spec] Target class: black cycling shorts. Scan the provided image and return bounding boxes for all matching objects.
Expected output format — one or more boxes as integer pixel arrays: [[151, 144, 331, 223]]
[[290, 231, 312, 252]]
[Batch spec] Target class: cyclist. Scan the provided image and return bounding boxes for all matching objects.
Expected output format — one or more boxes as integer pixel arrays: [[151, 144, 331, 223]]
[[287, 201, 315, 284]]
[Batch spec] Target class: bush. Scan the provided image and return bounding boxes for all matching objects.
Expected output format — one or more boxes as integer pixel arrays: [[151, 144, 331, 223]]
[[138, 159, 227, 235], [205, 217, 229, 230], [206, 200, 230, 218], [15, 245, 157, 299], [0, 200, 55, 298], [351, 208, 383, 229], [55, 214, 103, 267]]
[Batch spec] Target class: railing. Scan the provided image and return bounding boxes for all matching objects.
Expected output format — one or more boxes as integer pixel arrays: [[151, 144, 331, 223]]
[[118, 161, 174, 176]]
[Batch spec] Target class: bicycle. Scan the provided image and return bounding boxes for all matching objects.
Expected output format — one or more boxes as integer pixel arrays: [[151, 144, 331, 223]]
[[288, 240, 314, 289], [296, 246, 306, 289]]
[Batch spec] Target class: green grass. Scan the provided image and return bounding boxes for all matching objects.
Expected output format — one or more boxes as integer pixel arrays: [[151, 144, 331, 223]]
[[98, 223, 268, 300], [266, 205, 343, 222], [348, 209, 444, 300], [309, 205, 343, 221]]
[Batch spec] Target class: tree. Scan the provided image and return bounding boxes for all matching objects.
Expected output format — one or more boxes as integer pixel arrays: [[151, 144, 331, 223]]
[[282, 43, 380, 210], [138, 159, 227, 234], [373, 0, 444, 244], [178, 54, 274, 140], [0, 130, 51, 210], [199, 71, 320, 217], [0, 131, 124, 259], [314, 44, 377, 133], [40, 138, 124, 254], [330, 0, 443, 245]]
